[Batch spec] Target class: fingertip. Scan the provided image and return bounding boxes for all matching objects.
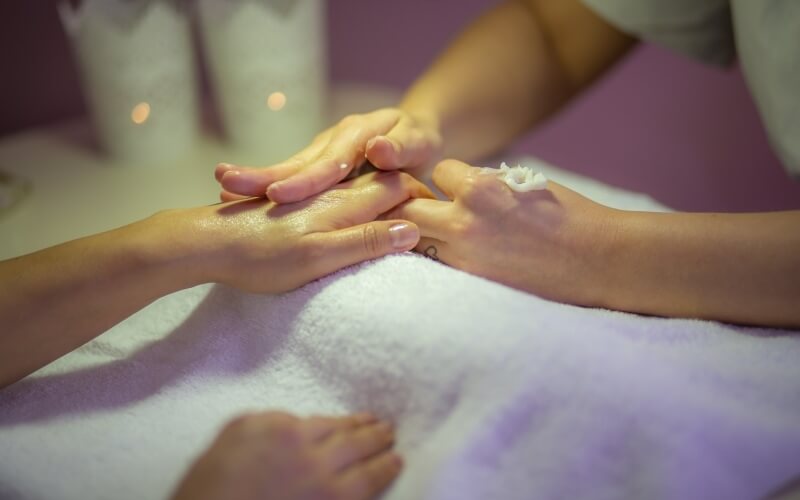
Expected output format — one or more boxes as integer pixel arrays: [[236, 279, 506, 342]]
[[366, 136, 399, 170], [219, 169, 242, 190], [266, 181, 307, 204], [215, 162, 236, 182], [265, 181, 290, 203], [221, 169, 275, 198]]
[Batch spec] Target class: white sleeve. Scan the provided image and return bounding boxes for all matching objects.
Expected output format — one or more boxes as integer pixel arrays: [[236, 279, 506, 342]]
[[581, 0, 736, 66]]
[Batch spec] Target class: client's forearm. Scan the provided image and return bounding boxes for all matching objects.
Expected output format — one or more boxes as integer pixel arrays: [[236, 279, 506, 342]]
[[0, 213, 201, 388], [601, 210, 800, 328]]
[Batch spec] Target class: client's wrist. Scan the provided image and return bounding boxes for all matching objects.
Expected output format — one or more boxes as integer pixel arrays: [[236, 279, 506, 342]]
[[574, 207, 632, 310], [129, 209, 217, 291]]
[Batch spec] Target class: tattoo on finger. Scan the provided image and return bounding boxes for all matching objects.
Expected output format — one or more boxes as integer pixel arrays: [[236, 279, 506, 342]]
[[423, 245, 440, 262]]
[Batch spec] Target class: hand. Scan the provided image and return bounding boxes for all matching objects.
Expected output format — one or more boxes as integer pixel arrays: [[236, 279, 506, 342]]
[[156, 171, 433, 294], [384, 160, 619, 307], [171, 411, 402, 500], [214, 108, 443, 204]]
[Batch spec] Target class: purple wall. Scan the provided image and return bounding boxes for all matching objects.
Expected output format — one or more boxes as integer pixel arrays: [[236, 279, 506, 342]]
[[2, 0, 799, 211]]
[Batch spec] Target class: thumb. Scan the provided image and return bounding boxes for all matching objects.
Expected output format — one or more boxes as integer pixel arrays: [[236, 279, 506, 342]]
[[366, 120, 439, 171], [308, 221, 420, 275]]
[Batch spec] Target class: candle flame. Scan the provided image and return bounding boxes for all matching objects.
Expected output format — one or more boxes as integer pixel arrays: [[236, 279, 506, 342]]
[[131, 102, 151, 125], [267, 92, 286, 111]]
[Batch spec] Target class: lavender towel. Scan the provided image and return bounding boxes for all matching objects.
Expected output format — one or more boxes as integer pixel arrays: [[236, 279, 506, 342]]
[[1, 161, 799, 500]]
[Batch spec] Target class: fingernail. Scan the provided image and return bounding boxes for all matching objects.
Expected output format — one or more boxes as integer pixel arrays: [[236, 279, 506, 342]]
[[366, 137, 378, 150], [389, 223, 418, 250], [392, 453, 404, 468], [218, 162, 234, 169]]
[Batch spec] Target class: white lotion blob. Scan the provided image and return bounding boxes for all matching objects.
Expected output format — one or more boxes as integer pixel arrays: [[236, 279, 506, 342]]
[[481, 162, 548, 192]]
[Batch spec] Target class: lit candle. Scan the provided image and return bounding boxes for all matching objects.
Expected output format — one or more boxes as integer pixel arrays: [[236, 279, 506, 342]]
[[267, 92, 286, 111], [131, 102, 151, 124]]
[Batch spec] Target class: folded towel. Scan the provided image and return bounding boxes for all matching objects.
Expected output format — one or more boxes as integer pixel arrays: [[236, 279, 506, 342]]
[[1, 160, 799, 500]]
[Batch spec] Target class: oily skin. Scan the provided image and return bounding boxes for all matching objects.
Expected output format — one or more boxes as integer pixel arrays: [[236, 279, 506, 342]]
[[0, 171, 433, 388], [185, 171, 435, 294]]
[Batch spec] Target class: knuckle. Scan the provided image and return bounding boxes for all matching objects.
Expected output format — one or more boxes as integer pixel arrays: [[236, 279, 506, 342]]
[[333, 439, 360, 464], [435, 158, 460, 170], [450, 212, 478, 238], [459, 174, 481, 199], [312, 129, 332, 144], [225, 412, 302, 443], [395, 171, 414, 186], [361, 224, 383, 257], [300, 237, 327, 274], [339, 113, 362, 128]]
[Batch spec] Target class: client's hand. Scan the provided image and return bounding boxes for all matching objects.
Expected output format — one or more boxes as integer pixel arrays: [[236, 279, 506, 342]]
[[171, 412, 401, 500], [214, 108, 443, 203], [159, 171, 433, 294], [384, 160, 619, 307]]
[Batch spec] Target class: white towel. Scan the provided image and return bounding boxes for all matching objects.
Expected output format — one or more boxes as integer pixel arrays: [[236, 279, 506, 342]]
[[1, 161, 799, 500]]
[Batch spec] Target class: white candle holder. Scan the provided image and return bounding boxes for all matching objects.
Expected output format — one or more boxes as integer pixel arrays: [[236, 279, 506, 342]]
[[197, 0, 327, 164], [59, 0, 200, 165]]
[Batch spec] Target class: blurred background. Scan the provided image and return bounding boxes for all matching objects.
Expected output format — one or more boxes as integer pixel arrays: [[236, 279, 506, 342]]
[[1, 0, 799, 212]]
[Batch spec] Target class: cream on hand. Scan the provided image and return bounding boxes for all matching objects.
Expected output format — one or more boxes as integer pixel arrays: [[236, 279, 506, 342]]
[[482, 162, 548, 192]]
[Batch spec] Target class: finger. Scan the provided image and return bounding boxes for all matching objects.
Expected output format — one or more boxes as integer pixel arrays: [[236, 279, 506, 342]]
[[267, 110, 401, 204], [267, 158, 354, 204], [366, 119, 437, 171], [335, 451, 403, 500], [220, 161, 305, 197], [431, 159, 474, 200], [215, 130, 332, 195], [214, 162, 236, 182], [219, 189, 251, 202], [319, 421, 395, 472], [325, 171, 435, 225], [381, 198, 453, 242], [304, 220, 420, 277], [415, 237, 454, 265], [302, 413, 378, 443]]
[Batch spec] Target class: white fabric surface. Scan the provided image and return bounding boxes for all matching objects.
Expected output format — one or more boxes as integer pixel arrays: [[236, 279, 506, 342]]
[[1, 161, 799, 500]]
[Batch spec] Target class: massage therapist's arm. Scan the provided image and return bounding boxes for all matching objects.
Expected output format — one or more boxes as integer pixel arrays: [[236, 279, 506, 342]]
[[390, 160, 800, 328], [0, 171, 430, 388], [601, 210, 800, 328], [215, 0, 635, 202]]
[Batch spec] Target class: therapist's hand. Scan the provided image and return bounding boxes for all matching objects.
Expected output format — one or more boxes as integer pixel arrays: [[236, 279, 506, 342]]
[[171, 411, 402, 500], [158, 171, 433, 294], [214, 108, 443, 203], [384, 160, 620, 307]]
